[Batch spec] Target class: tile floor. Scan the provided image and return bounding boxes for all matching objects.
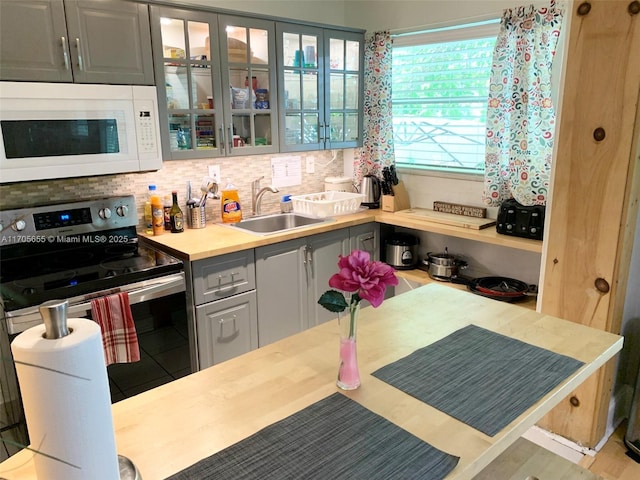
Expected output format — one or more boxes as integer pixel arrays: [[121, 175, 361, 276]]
[[107, 293, 191, 403]]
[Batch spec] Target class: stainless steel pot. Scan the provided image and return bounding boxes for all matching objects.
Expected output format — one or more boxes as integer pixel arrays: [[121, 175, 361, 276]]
[[422, 249, 467, 280]]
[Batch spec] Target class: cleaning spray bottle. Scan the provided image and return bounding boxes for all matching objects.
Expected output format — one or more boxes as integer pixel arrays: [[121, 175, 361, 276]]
[[221, 178, 242, 223]]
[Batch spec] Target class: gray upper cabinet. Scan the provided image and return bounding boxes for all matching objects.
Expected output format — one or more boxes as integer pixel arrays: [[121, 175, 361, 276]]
[[277, 23, 364, 152], [150, 7, 279, 159], [0, 0, 154, 84]]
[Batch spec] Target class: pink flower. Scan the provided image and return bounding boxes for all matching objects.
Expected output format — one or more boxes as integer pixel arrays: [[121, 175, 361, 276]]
[[328, 250, 398, 308]]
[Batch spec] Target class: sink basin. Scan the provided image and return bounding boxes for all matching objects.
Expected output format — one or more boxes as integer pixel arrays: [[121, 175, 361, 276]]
[[229, 213, 331, 235]]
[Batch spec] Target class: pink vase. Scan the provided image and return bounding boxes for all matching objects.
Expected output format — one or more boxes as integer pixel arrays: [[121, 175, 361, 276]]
[[337, 302, 361, 390]]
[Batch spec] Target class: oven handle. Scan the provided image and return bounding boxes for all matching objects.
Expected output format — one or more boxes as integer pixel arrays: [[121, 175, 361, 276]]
[[6, 273, 186, 323], [65, 273, 186, 317]]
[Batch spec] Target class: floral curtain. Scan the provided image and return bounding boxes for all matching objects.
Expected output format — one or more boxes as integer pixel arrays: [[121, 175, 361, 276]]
[[353, 31, 395, 185], [483, 1, 563, 207]]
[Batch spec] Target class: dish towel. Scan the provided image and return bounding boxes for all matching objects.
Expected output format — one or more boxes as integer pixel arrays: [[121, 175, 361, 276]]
[[90, 292, 140, 366]]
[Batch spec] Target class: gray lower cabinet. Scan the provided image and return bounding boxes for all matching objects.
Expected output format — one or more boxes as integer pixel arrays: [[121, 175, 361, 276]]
[[190, 224, 378, 365], [306, 229, 351, 327], [195, 290, 258, 369], [0, 0, 154, 84], [192, 250, 258, 369], [255, 228, 352, 347], [349, 223, 379, 260]]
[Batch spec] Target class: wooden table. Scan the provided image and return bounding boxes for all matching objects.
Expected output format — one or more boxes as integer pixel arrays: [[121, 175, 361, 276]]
[[0, 284, 623, 480]]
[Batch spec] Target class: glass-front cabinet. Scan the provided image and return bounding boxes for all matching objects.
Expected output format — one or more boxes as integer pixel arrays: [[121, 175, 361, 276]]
[[277, 24, 363, 152], [150, 7, 278, 159], [219, 15, 278, 154]]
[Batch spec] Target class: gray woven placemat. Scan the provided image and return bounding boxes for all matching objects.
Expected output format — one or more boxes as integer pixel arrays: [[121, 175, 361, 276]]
[[372, 324, 584, 437], [166, 393, 459, 480]]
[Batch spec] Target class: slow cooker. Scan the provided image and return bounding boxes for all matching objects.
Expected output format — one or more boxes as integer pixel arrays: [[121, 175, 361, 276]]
[[385, 232, 419, 269]]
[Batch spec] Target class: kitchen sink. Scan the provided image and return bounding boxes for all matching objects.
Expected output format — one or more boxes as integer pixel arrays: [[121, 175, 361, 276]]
[[229, 213, 332, 235]]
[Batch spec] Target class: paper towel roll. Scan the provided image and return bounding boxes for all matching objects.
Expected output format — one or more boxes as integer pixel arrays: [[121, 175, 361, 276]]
[[11, 317, 119, 480]]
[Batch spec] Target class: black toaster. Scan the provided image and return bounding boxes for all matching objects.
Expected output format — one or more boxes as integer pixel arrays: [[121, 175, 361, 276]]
[[496, 199, 545, 240]]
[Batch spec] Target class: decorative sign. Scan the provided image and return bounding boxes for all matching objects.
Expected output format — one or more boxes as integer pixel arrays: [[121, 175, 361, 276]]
[[433, 201, 486, 218]]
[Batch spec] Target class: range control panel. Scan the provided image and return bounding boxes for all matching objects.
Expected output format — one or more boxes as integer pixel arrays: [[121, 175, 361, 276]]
[[496, 199, 545, 241], [0, 195, 138, 241]]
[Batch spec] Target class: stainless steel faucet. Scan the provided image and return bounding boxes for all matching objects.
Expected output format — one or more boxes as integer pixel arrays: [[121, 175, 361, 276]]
[[251, 176, 279, 216]]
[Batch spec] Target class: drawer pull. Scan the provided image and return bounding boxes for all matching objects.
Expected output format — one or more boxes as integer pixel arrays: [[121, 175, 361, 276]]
[[216, 272, 240, 293], [61, 37, 70, 70], [75, 38, 84, 71], [359, 235, 375, 253], [217, 315, 239, 343]]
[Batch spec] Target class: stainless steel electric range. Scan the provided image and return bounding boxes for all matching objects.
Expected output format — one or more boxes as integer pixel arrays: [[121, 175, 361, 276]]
[[0, 195, 188, 460]]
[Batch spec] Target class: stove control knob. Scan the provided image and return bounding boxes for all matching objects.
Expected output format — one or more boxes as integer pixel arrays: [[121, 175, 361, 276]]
[[116, 205, 129, 217], [99, 208, 112, 220], [12, 219, 26, 231]]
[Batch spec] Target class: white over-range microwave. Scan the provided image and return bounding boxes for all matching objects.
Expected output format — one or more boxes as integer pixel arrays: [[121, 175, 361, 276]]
[[0, 82, 162, 183]]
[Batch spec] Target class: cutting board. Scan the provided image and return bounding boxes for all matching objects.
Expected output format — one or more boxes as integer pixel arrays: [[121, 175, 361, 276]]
[[394, 208, 496, 230]]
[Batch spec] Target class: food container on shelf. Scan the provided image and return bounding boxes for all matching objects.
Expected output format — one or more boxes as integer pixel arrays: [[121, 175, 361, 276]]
[[290, 191, 364, 218], [324, 176, 354, 192]]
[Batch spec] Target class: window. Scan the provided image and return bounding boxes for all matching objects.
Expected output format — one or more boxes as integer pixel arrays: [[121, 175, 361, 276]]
[[392, 21, 498, 175]]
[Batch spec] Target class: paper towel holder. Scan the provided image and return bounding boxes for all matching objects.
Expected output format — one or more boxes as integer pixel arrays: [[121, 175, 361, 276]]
[[37, 300, 142, 479], [39, 299, 70, 339], [119, 454, 142, 480]]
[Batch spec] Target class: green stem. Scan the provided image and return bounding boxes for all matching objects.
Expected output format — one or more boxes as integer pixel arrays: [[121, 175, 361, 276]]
[[348, 294, 360, 338]]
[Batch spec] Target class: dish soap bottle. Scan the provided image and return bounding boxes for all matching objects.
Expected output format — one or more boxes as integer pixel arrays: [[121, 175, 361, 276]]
[[221, 178, 242, 223], [169, 191, 184, 233]]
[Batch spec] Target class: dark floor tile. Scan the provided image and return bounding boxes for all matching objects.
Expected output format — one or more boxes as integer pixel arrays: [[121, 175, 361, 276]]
[[153, 344, 191, 375], [138, 325, 188, 356], [107, 352, 167, 391]]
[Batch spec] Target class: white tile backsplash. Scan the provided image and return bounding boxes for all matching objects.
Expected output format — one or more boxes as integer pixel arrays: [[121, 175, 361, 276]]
[[0, 151, 345, 229]]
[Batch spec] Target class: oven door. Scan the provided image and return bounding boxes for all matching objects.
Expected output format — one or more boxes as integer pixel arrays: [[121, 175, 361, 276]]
[[3, 272, 185, 336]]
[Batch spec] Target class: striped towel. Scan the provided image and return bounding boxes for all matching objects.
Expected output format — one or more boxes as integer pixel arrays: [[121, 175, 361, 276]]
[[90, 292, 140, 366]]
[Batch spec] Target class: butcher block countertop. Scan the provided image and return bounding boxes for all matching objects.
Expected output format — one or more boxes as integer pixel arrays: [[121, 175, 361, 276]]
[[139, 210, 377, 261], [0, 284, 622, 480], [139, 208, 541, 262]]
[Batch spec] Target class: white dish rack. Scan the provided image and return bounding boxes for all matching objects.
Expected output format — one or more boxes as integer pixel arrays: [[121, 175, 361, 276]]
[[290, 191, 364, 218]]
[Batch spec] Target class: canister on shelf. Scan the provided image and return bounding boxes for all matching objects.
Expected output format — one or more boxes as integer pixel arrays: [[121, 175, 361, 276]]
[[255, 89, 269, 109]]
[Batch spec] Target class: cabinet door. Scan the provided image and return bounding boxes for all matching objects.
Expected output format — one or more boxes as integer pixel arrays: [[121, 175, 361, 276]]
[[277, 23, 325, 152], [255, 238, 307, 347], [350, 223, 379, 261], [0, 0, 72, 82], [306, 229, 350, 327], [192, 250, 256, 305], [65, 0, 154, 85], [150, 6, 225, 159], [219, 15, 279, 155], [196, 290, 258, 369], [324, 29, 363, 149]]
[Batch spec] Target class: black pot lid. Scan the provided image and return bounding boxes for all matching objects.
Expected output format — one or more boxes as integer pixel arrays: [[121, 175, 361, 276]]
[[387, 232, 418, 246]]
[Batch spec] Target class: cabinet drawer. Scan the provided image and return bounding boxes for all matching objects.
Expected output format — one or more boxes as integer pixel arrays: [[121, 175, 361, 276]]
[[192, 250, 256, 305], [196, 290, 258, 369]]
